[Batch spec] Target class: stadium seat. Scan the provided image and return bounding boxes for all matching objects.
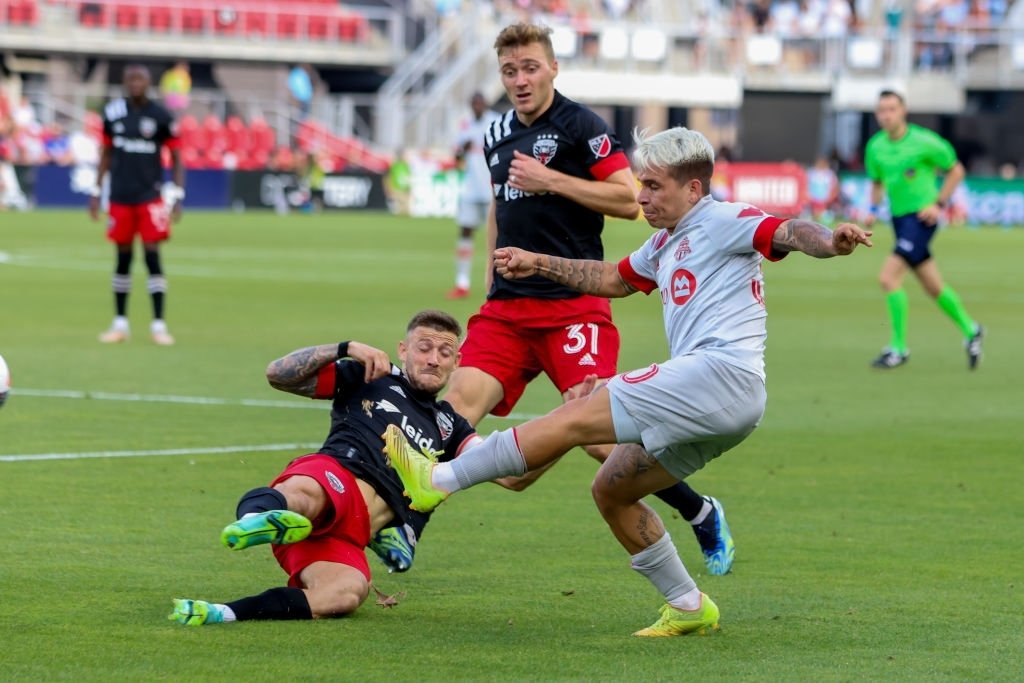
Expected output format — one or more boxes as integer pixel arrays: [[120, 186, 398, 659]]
[[181, 7, 205, 33], [215, 6, 239, 35], [115, 4, 140, 30], [248, 118, 276, 154], [78, 2, 106, 28], [275, 11, 299, 39], [148, 5, 173, 32], [224, 115, 248, 154], [201, 114, 226, 153], [243, 7, 269, 36], [308, 13, 329, 40]]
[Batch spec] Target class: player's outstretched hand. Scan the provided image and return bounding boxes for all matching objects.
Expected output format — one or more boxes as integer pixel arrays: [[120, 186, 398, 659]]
[[493, 247, 540, 279], [347, 342, 392, 383], [832, 223, 873, 255]]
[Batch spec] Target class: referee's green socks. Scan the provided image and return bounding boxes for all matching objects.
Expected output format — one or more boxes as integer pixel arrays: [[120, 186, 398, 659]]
[[935, 286, 977, 339], [886, 289, 909, 354]]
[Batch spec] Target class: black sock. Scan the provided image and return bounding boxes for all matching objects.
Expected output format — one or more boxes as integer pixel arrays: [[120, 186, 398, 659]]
[[653, 482, 706, 522], [226, 587, 312, 621], [235, 486, 288, 518], [144, 250, 166, 321], [113, 249, 133, 317]]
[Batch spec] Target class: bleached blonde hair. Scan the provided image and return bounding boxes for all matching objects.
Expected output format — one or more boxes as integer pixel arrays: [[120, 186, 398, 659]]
[[632, 127, 716, 196]]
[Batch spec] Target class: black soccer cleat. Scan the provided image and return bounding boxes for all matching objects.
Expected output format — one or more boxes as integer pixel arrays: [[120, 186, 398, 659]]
[[965, 325, 984, 370], [871, 349, 909, 369]]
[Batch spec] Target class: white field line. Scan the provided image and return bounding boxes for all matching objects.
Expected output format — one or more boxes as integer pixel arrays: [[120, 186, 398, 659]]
[[0, 442, 322, 462], [12, 387, 543, 420], [3, 388, 541, 462]]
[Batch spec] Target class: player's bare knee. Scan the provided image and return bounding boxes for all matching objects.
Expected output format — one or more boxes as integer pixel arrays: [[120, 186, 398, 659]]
[[273, 476, 325, 519], [583, 443, 612, 463], [310, 584, 367, 618]]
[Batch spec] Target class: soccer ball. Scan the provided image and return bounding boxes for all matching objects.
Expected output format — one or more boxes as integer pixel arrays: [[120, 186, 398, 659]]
[[0, 353, 10, 408]]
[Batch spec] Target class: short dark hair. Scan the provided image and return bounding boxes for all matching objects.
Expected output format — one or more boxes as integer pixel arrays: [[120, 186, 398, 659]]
[[406, 309, 462, 339], [879, 89, 905, 105], [494, 23, 555, 62]]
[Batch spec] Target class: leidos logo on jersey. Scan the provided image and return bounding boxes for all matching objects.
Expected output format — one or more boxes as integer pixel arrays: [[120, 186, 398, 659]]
[[533, 134, 558, 165], [588, 134, 611, 158], [400, 415, 438, 455]]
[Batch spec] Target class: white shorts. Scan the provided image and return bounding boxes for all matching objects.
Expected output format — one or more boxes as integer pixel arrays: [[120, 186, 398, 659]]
[[606, 351, 767, 480], [456, 197, 489, 228]]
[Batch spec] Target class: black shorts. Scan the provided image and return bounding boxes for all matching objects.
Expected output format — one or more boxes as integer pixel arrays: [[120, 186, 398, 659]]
[[892, 213, 938, 267]]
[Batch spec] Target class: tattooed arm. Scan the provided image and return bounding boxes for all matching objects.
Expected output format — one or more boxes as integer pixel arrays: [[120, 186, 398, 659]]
[[266, 342, 392, 397], [492, 247, 637, 298], [771, 220, 873, 258]]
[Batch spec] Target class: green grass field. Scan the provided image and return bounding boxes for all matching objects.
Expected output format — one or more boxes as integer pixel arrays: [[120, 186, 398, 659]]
[[1, 210, 1022, 682]]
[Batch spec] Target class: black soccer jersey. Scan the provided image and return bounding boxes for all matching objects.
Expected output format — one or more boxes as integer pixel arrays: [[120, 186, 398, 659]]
[[315, 360, 476, 525], [483, 90, 630, 300], [101, 97, 179, 205]]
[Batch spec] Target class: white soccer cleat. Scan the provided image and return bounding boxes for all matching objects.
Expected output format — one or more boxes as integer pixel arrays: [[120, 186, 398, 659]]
[[150, 321, 175, 346]]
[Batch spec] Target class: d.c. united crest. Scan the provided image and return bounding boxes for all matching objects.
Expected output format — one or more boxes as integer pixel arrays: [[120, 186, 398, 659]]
[[139, 117, 157, 139], [533, 138, 558, 165]]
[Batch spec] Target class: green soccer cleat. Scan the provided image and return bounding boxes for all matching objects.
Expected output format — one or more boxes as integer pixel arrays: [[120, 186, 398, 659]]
[[168, 598, 225, 626], [220, 509, 312, 550], [368, 524, 417, 573], [382, 424, 448, 512], [632, 594, 721, 637]]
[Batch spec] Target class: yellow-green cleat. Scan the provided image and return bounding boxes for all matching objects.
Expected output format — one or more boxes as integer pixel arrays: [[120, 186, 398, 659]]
[[220, 510, 312, 550], [169, 598, 225, 626], [382, 424, 448, 512], [632, 594, 721, 637]]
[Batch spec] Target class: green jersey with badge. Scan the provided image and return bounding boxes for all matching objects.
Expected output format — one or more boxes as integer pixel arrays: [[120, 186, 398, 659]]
[[864, 123, 958, 216]]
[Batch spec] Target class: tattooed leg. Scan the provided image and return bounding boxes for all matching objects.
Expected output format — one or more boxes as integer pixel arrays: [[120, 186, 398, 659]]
[[592, 443, 680, 554]]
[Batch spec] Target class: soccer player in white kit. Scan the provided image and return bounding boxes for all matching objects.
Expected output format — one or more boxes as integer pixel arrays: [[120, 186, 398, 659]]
[[385, 127, 873, 636], [447, 92, 501, 299]]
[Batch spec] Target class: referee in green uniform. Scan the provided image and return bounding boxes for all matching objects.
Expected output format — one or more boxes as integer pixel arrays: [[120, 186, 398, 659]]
[[864, 90, 984, 370]]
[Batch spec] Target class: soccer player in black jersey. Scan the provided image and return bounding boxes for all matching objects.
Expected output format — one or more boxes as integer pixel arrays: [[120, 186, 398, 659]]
[[169, 310, 478, 625], [90, 64, 184, 346], [443, 23, 737, 575]]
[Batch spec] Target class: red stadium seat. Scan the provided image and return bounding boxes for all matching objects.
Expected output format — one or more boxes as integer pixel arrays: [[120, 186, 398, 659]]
[[275, 11, 299, 38], [248, 118, 275, 154], [148, 4, 173, 32], [243, 7, 268, 36], [201, 114, 225, 153], [181, 7, 205, 33], [115, 4, 140, 30], [308, 14, 328, 40]]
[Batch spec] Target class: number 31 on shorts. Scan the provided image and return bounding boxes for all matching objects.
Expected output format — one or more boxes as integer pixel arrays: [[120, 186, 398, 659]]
[[563, 323, 599, 355]]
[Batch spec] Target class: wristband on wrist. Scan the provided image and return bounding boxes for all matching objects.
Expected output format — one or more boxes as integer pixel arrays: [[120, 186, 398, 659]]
[[337, 341, 350, 359]]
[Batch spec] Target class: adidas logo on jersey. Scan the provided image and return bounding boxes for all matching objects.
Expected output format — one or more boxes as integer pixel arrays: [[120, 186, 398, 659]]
[[578, 353, 597, 367], [376, 399, 401, 413], [489, 153, 499, 167]]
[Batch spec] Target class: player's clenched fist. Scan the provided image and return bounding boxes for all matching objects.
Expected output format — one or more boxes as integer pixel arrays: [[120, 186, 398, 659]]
[[831, 223, 873, 255], [493, 247, 540, 279]]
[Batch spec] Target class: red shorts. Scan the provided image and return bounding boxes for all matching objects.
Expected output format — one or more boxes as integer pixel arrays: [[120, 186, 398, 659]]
[[270, 454, 372, 583], [107, 199, 171, 245], [460, 296, 620, 416]]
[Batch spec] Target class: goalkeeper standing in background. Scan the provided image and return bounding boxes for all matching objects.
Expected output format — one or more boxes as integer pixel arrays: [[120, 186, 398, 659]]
[[864, 90, 983, 370]]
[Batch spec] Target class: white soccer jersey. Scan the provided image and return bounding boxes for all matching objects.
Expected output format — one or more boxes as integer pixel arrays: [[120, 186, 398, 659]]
[[617, 195, 787, 379], [455, 109, 501, 203]]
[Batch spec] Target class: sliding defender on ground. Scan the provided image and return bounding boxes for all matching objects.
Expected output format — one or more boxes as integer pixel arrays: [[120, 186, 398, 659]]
[[170, 310, 478, 625], [385, 127, 873, 637]]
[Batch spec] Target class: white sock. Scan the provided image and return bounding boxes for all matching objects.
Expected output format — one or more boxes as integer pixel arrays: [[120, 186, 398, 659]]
[[112, 316, 129, 331], [433, 429, 526, 492], [688, 497, 712, 525], [151, 319, 168, 334], [218, 604, 237, 622], [630, 532, 699, 608], [455, 237, 473, 289]]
